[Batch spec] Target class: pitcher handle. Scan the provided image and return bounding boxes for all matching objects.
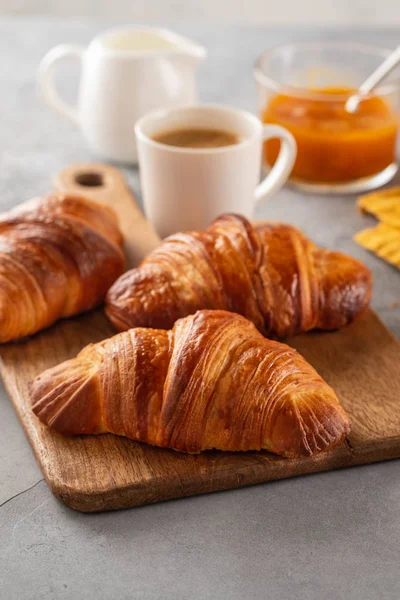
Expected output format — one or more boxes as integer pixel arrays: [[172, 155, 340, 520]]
[[38, 44, 84, 126], [255, 125, 297, 203]]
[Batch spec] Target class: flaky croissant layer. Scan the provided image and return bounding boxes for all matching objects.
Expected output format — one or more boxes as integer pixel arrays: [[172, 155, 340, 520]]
[[31, 310, 350, 458], [0, 194, 124, 342], [106, 214, 372, 339]]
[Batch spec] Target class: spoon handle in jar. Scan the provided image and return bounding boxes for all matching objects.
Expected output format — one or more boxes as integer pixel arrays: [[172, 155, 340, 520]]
[[346, 45, 400, 113]]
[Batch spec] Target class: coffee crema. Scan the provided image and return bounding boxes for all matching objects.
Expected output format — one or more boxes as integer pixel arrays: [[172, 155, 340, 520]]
[[152, 128, 240, 149]]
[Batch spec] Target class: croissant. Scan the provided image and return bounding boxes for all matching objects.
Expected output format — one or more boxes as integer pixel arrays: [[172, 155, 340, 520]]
[[31, 309, 350, 458], [0, 194, 124, 343], [106, 214, 372, 338]]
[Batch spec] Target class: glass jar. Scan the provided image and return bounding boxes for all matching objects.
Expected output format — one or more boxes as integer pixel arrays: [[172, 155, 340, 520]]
[[254, 41, 400, 194]]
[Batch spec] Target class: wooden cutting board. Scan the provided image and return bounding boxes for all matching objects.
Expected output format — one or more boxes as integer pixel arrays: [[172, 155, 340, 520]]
[[1, 163, 400, 513]]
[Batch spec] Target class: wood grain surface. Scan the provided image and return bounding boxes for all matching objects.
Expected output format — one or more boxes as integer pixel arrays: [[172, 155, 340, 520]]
[[1, 163, 400, 512]]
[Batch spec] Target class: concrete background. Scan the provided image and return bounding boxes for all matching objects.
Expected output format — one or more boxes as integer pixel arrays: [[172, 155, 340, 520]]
[[0, 16, 400, 600], [1, 0, 400, 27]]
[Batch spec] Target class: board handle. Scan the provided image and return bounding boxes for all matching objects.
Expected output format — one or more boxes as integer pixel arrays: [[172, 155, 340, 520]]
[[53, 163, 161, 268]]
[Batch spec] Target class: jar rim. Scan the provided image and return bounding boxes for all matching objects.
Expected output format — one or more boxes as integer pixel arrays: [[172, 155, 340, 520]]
[[254, 41, 400, 101]]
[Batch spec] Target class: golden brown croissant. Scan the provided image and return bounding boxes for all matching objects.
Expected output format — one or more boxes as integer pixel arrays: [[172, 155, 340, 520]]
[[105, 214, 372, 339], [31, 309, 350, 457], [0, 194, 124, 343]]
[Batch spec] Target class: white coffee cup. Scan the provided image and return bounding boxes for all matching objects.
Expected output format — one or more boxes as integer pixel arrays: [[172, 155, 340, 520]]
[[135, 104, 297, 238]]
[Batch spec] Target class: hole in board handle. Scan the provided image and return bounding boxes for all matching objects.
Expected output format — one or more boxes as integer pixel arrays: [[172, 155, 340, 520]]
[[75, 172, 104, 187]]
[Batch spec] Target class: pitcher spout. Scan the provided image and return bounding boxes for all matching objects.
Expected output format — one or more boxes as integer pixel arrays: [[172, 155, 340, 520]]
[[93, 26, 207, 68], [160, 29, 207, 67]]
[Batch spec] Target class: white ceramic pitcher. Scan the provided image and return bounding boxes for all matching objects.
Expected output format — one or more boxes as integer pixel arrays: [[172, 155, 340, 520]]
[[38, 27, 207, 163]]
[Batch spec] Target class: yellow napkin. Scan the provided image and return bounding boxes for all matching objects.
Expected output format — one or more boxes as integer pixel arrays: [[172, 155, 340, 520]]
[[354, 188, 400, 268]]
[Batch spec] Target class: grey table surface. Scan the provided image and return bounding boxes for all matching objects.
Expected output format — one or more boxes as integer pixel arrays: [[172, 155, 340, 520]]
[[1, 16, 400, 600]]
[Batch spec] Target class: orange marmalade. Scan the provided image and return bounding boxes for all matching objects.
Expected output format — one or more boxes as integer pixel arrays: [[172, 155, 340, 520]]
[[262, 87, 399, 183]]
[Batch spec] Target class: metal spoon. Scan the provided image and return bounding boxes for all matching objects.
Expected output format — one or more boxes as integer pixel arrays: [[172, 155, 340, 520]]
[[345, 44, 400, 113]]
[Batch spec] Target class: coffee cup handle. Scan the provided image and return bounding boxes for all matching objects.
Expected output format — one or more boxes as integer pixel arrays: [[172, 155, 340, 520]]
[[254, 125, 297, 203], [38, 44, 84, 126]]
